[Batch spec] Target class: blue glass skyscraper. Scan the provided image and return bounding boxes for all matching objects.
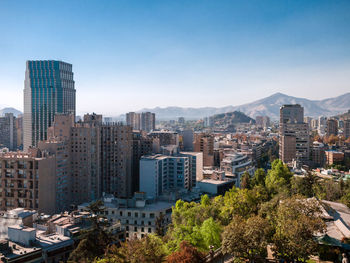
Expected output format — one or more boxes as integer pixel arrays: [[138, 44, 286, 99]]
[[23, 60, 75, 150]]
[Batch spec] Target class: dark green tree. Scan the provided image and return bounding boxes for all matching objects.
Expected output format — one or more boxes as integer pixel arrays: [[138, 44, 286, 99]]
[[69, 200, 114, 262]]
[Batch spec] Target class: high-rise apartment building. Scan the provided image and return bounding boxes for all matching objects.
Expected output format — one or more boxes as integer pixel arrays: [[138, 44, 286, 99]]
[[100, 124, 133, 198], [326, 119, 338, 136], [46, 113, 133, 204], [140, 112, 155, 132], [126, 112, 141, 130], [344, 120, 350, 139], [193, 133, 214, 167], [23, 60, 75, 151], [279, 104, 310, 164], [0, 113, 17, 151], [0, 150, 66, 214], [318, 116, 327, 136]]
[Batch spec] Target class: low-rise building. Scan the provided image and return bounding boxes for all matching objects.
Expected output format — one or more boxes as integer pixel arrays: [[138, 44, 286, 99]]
[[220, 152, 255, 187], [78, 193, 173, 240]]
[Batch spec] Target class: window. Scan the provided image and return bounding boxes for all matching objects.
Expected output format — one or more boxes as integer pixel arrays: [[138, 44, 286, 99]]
[[141, 227, 144, 232], [128, 212, 131, 217], [150, 213, 155, 218], [134, 227, 137, 231], [135, 212, 138, 218], [120, 211, 123, 216], [148, 228, 152, 233]]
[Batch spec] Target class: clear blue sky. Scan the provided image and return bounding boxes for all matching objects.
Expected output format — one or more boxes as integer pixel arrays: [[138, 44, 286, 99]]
[[0, 0, 349, 116]]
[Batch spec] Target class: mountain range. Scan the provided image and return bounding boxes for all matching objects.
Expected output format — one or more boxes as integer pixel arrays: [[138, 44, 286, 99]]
[[137, 92, 350, 120], [0, 107, 22, 117], [2, 92, 350, 121]]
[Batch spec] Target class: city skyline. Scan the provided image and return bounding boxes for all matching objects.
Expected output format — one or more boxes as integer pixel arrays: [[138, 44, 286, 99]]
[[0, 0, 350, 116]]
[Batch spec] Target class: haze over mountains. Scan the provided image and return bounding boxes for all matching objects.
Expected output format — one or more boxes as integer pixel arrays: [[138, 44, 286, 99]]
[[2, 92, 350, 120], [137, 92, 350, 120]]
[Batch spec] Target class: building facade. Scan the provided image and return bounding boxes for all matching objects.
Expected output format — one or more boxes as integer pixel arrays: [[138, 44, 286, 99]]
[[0, 151, 67, 214], [140, 112, 155, 132], [279, 105, 310, 164], [193, 133, 214, 167], [345, 120, 350, 139], [327, 119, 338, 137], [23, 60, 76, 151], [126, 112, 141, 130], [0, 113, 17, 151]]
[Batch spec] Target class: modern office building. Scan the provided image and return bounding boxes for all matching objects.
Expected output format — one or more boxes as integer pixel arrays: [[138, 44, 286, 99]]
[[193, 133, 214, 167], [140, 112, 155, 132], [126, 112, 141, 130], [279, 104, 310, 164], [0, 113, 17, 151], [327, 119, 338, 137], [23, 60, 76, 151]]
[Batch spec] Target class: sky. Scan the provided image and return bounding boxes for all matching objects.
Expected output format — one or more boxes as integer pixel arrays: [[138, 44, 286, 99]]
[[0, 0, 349, 116]]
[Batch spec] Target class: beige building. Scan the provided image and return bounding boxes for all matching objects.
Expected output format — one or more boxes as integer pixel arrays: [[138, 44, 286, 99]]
[[193, 133, 214, 167], [325, 150, 344, 165], [0, 151, 64, 214], [279, 104, 310, 164], [46, 113, 133, 203]]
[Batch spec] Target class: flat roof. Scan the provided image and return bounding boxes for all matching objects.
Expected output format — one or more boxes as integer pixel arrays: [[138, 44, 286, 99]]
[[199, 179, 234, 185]]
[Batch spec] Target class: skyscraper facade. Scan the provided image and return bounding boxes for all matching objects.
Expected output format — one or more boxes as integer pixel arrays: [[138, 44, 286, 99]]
[[23, 60, 75, 151], [279, 104, 310, 164]]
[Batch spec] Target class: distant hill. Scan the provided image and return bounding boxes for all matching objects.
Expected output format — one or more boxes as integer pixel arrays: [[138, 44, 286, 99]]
[[136, 92, 350, 120], [210, 111, 255, 127], [0, 107, 22, 117]]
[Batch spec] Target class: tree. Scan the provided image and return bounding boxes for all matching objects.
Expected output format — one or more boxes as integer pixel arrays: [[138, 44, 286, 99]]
[[291, 172, 317, 198], [240, 171, 251, 189], [271, 196, 326, 262], [69, 200, 114, 262], [222, 215, 271, 262], [166, 241, 205, 263], [252, 168, 266, 187], [198, 217, 222, 250], [265, 159, 292, 194], [155, 213, 166, 236], [96, 234, 167, 263]]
